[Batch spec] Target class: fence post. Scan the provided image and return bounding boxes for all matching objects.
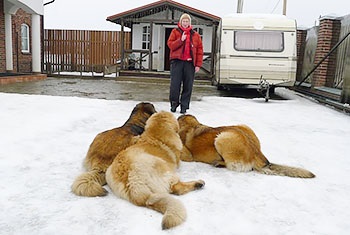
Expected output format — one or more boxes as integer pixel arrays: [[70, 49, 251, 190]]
[[47, 63, 52, 75], [116, 64, 119, 77]]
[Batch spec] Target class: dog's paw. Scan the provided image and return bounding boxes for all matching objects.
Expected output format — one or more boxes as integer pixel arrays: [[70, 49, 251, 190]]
[[194, 180, 205, 190], [212, 160, 226, 168]]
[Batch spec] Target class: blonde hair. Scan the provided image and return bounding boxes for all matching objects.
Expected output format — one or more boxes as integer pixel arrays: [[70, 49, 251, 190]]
[[179, 13, 191, 24]]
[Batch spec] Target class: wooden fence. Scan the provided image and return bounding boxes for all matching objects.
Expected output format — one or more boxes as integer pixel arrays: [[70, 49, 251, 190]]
[[43, 29, 131, 74]]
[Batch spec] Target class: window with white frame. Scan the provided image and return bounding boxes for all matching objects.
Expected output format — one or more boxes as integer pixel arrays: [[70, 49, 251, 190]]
[[21, 24, 30, 53], [142, 26, 150, 50], [234, 30, 284, 52], [194, 27, 203, 41]]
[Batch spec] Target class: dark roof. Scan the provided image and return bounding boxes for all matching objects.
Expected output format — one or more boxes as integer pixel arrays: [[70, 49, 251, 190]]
[[106, 0, 221, 28]]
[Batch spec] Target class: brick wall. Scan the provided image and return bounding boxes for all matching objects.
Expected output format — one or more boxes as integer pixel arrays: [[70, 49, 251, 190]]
[[312, 17, 341, 87], [12, 9, 32, 73], [0, 1, 5, 73], [0, 7, 33, 73]]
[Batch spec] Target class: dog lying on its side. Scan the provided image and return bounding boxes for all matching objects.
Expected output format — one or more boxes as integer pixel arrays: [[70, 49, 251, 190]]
[[71, 102, 157, 197], [106, 111, 205, 230], [177, 114, 315, 178]]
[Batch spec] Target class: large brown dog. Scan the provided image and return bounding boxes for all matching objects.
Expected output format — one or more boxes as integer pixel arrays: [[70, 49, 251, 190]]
[[178, 114, 315, 178], [106, 111, 205, 230], [71, 102, 157, 197]]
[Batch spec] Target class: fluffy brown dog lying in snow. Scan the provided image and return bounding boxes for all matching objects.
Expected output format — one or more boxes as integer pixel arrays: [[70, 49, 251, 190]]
[[177, 114, 315, 178], [71, 102, 156, 197], [106, 111, 205, 229]]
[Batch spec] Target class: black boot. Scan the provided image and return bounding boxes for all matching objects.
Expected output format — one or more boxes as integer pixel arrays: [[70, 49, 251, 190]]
[[170, 102, 179, 113]]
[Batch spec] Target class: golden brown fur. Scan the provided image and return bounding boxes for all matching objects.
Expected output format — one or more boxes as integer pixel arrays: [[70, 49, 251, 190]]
[[178, 114, 315, 178], [71, 102, 157, 197], [106, 111, 205, 230]]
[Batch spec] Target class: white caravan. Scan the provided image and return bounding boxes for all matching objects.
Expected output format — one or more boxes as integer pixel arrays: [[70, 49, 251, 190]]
[[214, 14, 297, 100]]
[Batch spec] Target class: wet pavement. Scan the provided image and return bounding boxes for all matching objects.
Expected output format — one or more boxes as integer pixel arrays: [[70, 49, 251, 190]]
[[0, 76, 284, 102]]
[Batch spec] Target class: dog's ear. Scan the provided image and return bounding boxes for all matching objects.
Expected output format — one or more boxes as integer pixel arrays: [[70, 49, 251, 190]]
[[177, 114, 186, 120]]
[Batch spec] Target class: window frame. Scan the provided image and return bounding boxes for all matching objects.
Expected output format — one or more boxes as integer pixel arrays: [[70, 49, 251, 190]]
[[194, 27, 203, 41], [21, 23, 30, 53], [141, 26, 150, 50], [233, 30, 284, 52]]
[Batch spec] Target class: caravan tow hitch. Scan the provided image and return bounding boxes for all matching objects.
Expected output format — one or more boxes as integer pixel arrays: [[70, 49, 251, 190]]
[[257, 76, 270, 102]]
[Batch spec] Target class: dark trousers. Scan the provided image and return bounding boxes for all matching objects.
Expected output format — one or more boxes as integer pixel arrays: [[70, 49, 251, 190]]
[[169, 59, 195, 110]]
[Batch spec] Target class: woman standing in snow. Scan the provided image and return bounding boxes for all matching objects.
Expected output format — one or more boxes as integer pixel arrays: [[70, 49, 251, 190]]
[[167, 13, 203, 114]]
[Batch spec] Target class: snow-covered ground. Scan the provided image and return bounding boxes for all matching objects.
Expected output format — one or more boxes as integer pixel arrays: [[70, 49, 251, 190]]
[[1, 88, 349, 235]]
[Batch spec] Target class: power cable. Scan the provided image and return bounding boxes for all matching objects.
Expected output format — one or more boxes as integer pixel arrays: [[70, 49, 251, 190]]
[[270, 0, 282, 13]]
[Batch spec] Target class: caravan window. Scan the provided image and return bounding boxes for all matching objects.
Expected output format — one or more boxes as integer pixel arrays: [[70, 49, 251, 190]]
[[234, 31, 284, 52]]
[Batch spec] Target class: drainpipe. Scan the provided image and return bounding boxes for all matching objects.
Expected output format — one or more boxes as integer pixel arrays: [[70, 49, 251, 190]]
[[42, 1, 55, 72]]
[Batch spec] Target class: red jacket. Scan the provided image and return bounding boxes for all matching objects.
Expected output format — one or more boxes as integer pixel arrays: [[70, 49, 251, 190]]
[[167, 28, 203, 68]]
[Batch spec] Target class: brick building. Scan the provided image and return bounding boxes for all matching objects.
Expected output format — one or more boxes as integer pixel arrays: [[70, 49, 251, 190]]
[[0, 0, 45, 83]]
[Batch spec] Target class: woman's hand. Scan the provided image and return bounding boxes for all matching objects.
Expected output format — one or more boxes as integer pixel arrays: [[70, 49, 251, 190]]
[[181, 32, 187, 41]]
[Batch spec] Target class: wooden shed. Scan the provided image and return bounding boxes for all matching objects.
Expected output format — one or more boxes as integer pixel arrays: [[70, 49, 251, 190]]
[[106, 0, 221, 78]]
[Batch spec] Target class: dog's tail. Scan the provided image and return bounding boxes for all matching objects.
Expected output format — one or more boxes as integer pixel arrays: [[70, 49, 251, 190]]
[[71, 169, 107, 197], [255, 163, 315, 178], [146, 193, 187, 230]]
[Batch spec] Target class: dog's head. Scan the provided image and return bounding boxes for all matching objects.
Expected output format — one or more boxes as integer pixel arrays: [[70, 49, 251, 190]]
[[134, 102, 157, 116], [143, 111, 182, 151], [127, 102, 157, 135], [145, 111, 179, 134], [177, 114, 200, 131], [130, 102, 157, 118], [177, 114, 200, 142]]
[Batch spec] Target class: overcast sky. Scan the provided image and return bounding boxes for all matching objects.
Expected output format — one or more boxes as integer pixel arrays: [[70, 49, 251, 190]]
[[43, 0, 350, 30]]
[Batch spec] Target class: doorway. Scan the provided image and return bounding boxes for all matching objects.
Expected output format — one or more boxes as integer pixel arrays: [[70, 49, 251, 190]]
[[164, 28, 173, 71]]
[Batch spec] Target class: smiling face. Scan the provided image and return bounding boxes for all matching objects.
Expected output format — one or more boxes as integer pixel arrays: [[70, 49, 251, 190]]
[[181, 18, 190, 28]]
